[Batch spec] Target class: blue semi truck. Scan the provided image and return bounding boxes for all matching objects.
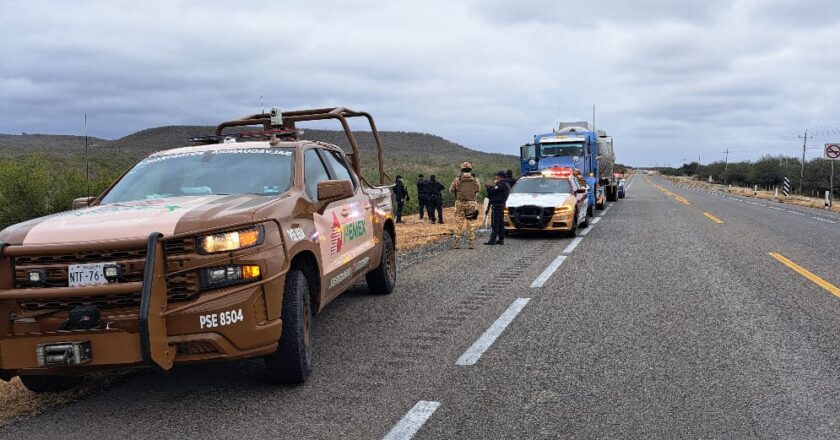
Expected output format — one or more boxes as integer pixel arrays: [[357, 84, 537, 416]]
[[520, 121, 617, 216]]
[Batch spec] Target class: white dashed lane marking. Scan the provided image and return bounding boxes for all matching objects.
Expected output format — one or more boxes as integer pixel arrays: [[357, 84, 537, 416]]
[[383, 400, 441, 440], [456, 298, 531, 366]]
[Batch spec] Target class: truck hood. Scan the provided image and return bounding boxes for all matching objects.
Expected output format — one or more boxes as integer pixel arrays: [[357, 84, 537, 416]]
[[1, 195, 277, 246], [507, 192, 573, 208]]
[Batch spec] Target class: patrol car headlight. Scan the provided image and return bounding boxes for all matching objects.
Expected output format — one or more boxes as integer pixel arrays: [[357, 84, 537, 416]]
[[199, 226, 264, 254]]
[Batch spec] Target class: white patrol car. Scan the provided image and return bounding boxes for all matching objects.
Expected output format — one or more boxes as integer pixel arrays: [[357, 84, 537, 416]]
[[504, 167, 590, 237]]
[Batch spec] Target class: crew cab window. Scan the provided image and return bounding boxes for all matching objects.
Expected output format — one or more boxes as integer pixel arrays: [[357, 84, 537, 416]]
[[322, 150, 357, 189], [304, 149, 331, 200]]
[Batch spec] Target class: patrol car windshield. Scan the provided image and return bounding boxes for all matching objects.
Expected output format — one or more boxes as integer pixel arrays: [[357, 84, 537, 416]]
[[539, 142, 584, 158], [101, 149, 294, 203], [512, 178, 572, 194]]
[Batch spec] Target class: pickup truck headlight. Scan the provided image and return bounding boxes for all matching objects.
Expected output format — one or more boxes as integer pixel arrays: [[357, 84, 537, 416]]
[[199, 225, 264, 254]]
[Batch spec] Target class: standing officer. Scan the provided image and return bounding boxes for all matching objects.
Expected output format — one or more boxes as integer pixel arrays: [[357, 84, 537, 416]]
[[427, 175, 444, 224], [449, 162, 481, 249], [394, 175, 409, 223], [505, 169, 518, 189], [416, 174, 429, 221], [485, 171, 511, 245]]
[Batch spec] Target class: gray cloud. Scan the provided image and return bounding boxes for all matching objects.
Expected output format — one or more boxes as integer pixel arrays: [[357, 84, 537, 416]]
[[1, 0, 840, 166]]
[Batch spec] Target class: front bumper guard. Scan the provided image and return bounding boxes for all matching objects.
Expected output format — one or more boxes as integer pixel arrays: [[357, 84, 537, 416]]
[[0, 233, 175, 371]]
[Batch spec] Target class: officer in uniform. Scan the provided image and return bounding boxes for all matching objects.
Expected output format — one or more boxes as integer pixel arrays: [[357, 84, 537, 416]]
[[505, 169, 518, 189], [449, 162, 481, 249], [394, 175, 409, 223], [485, 171, 511, 245], [416, 174, 429, 221], [426, 175, 444, 224]]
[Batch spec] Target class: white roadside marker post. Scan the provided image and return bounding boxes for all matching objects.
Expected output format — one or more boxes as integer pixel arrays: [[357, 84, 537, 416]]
[[754, 185, 758, 195]]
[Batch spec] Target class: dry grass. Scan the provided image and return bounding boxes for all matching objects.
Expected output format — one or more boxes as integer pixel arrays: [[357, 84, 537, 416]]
[[663, 176, 840, 214], [395, 206, 473, 251]]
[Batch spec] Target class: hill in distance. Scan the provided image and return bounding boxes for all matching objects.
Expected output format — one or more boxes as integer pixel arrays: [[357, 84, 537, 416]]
[[0, 126, 518, 180]]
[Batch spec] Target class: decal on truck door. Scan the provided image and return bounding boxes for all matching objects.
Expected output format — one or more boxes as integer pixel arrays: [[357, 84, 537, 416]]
[[315, 200, 375, 274]]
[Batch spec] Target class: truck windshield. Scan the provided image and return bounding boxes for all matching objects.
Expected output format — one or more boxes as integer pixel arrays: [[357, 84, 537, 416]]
[[512, 178, 572, 194], [539, 142, 583, 158], [101, 149, 294, 203]]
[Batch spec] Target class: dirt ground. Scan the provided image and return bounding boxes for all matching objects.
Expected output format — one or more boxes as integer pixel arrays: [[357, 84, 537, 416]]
[[0, 207, 469, 426], [662, 176, 840, 214]]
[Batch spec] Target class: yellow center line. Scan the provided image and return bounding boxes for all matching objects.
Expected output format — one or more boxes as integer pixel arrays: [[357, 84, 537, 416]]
[[769, 252, 840, 299], [703, 212, 724, 224]]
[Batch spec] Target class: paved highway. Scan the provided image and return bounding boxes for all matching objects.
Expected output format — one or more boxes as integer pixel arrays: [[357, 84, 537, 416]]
[[3, 174, 840, 438]]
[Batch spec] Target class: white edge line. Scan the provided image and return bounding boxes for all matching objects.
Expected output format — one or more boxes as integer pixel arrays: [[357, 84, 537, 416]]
[[578, 226, 591, 236], [562, 236, 584, 254], [456, 298, 531, 366], [382, 400, 441, 440], [530, 255, 567, 288], [591, 216, 602, 224]]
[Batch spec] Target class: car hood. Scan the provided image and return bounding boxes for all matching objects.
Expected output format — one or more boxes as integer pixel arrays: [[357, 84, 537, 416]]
[[506, 192, 573, 208], [0, 194, 278, 246]]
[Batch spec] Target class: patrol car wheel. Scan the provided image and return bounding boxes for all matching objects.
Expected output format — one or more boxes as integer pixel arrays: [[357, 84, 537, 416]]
[[579, 209, 589, 228], [265, 269, 313, 385], [19, 374, 82, 393], [566, 211, 578, 237], [366, 230, 396, 295]]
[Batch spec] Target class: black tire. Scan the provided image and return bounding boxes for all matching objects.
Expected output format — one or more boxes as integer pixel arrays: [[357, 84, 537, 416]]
[[265, 269, 313, 385], [596, 202, 605, 210], [579, 208, 589, 228], [19, 375, 82, 393], [366, 230, 396, 295], [566, 211, 578, 237]]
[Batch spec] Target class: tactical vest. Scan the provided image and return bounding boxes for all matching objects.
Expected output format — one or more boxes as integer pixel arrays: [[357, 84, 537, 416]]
[[456, 174, 479, 201]]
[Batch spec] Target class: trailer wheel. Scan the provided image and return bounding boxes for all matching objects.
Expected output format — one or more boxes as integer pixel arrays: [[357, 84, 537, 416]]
[[265, 268, 313, 385], [19, 375, 82, 393], [365, 230, 396, 295]]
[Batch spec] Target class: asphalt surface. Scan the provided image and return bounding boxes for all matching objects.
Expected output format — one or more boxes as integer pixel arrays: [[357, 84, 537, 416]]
[[3, 173, 840, 439]]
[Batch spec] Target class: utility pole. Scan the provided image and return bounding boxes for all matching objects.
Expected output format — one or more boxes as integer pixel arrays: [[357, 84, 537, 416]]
[[798, 130, 808, 195], [723, 149, 731, 184]]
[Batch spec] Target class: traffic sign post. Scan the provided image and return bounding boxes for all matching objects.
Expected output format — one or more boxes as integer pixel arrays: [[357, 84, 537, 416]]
[[827, 144, 839, 208]]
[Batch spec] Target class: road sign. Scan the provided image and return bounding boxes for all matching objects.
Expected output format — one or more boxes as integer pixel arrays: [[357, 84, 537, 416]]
[[826, 144, 840, 160], [782, 177, 791, 197]]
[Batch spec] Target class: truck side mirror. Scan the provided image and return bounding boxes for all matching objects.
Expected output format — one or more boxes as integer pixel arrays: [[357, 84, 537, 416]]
[[317, 180, 354, 204], [72, 197, 95, 209]]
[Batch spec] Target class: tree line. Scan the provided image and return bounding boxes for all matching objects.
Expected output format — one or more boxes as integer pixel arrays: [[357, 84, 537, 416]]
[[657, 156, 838, 197]]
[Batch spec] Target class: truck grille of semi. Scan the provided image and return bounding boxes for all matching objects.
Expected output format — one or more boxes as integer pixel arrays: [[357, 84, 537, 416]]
[[11, 238, 200, 310]]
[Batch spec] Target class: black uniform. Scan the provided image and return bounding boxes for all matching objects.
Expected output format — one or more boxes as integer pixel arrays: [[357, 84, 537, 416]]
[[416, 176, 429, 220], [485, 179, 510, 244], [426, 176, 445, 223], [394, 178, 409, 223]]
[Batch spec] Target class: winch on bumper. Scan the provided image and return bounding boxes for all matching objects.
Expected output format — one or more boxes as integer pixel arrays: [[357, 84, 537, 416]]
[[0, 225, 287, 379]]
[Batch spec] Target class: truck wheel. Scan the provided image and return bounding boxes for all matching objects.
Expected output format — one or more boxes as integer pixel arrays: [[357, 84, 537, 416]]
[[596, 202, 605, 210], [265, 269, 313, 385], [19, 375, 82, 393], [365, 230, 396, 295]]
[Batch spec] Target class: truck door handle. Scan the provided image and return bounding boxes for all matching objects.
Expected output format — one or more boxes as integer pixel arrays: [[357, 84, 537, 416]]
[[364, 204, 372, 210], [341, 209, 351, 217]]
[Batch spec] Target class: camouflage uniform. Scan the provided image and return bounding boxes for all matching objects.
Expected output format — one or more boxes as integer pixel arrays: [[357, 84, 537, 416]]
[[449, 167, 480, 248]]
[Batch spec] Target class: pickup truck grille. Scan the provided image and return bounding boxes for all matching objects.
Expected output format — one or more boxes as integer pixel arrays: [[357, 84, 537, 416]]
[[11, 238, 200, 310], [509, 206, 555, 229]]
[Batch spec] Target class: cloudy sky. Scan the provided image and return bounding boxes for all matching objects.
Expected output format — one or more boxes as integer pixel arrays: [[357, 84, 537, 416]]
[[2, 0, 840, 166]]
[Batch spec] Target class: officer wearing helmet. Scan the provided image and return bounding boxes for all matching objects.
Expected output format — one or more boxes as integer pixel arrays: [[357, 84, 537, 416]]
[[449, 162, 481, 249]]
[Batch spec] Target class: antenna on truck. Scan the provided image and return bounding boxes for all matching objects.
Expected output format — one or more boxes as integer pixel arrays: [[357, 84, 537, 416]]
[[84, 114, 90, 197]]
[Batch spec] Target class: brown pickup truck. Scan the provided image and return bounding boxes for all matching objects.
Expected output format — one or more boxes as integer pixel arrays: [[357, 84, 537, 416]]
[[0, 107, 397, 391]]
